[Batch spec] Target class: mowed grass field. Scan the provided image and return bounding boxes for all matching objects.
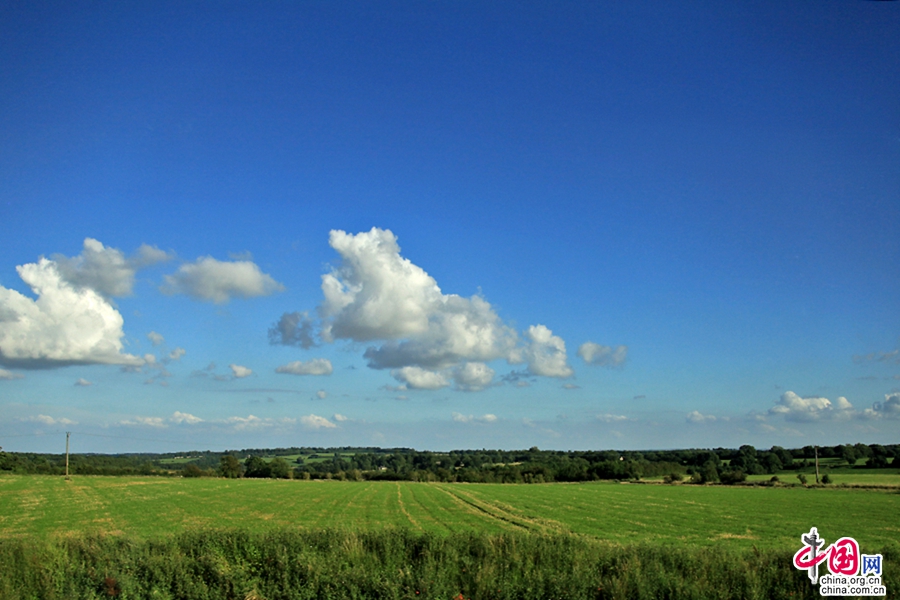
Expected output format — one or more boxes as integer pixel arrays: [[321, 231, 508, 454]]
[[1, 475, 898, 551]]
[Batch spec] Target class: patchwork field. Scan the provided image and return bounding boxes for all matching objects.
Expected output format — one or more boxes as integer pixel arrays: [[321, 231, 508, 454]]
[[1, 475, 897, 551]]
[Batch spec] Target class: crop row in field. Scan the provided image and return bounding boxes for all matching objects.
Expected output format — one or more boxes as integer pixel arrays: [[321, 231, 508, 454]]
[[1, 475, 897, 551]]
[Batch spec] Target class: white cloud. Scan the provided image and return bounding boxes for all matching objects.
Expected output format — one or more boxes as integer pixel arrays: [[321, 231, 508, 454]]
[[161, 256, 284, 303], [22, 414, 76, 426], [452, 362, 495, 392], [853, 349, 900, 364], [219, 414, 296, 431], [562, 383, 580, 390], [52, 239, 172, 299], [0, 257, 144, 369], [597, 413, 628, 423], [168, 347, 185, 361], [0, 368, 23, 380], [301, 414, 337, 429], [229, 364, 253, 378], [269, 311, 317, 348], [452, 412, 497, 423], [275, 358, 333, 376], [333, 413, 348, 422], [121, 416, 167, 428], [578, 342, 628, 367], [319, 228, 518, 370], [768, 391, 855, 422], [306, 229, 583, 388], [862, 392, 900, 419], [170, 411, 203, 424], [147, 331, 165, 346], [686, 410, 717, 423], [391, 366, 450, 390], [316, 389, 327, 399], [74, 378, 92, 387], [510, 325, 573, 378], [133, 244, 173, 268]]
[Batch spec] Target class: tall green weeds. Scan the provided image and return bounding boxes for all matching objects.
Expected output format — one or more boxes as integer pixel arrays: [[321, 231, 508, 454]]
[[1, 529, 895, 600]]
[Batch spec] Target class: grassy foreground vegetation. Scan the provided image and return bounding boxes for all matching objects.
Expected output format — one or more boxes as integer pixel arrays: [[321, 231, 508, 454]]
[[4, 528, 897, 600], [1, 475, 898, 599]]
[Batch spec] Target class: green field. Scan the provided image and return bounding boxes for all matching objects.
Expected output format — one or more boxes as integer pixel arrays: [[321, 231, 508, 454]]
[[2, 475, 898, 599], [1, 475, 897, 551], [745, 471, 900, 486]]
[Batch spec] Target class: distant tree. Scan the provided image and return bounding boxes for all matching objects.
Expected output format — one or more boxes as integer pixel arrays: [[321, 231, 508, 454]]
[[219, 455, 243, 478], [866, 455, 889, 469], [244, 455, 272, 478], [738, 445, 757, 459], [719, 470, 747, 485], [869, 444, 888, 458], [269, 457, 291, 479], [691, 460, 719, 484], [182, 463, 204, 478], [762, 453, 783, 474], [797, 473, 807, 485], [840, 445, 858, 466], [821, 474, 832, 485], [853, 443, 872, 460], [770, 446, 794, 467]]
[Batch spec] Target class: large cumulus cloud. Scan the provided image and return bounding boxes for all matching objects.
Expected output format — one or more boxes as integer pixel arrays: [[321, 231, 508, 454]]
[[53, 238, 171, 298], [320, 228, 518, 371], [0, 258, 143, 368], [312, 228, 574, 383]]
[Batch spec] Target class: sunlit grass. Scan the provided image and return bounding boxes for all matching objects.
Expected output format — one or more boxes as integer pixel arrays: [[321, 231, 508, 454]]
[[1, 475, 898, 551]]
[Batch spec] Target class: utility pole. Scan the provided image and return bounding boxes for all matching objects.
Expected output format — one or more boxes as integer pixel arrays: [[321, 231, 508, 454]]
[[65, 431, 70, 480], [814, 445, 820, 485]]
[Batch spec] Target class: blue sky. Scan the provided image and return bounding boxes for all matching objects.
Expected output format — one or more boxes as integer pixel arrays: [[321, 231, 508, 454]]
[[1, 2, 898, 454]]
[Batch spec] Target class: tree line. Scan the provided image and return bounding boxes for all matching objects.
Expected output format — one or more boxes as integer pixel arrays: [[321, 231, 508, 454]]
[[3, 443, 894, 482]]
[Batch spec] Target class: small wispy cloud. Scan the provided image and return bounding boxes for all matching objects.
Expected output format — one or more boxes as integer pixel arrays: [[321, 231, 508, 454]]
[[578, 342, 628, 368], [852, 349, 899, 364], [21, 414, 77, 426], [686, 410, 718, 423], [0, 368, 24, 380], [275, 359, 333, 376], [597, 413, 629, 423], [301, 414, 337, 429], [229, 364, 253, 379], [452, 412, 497, 423]]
